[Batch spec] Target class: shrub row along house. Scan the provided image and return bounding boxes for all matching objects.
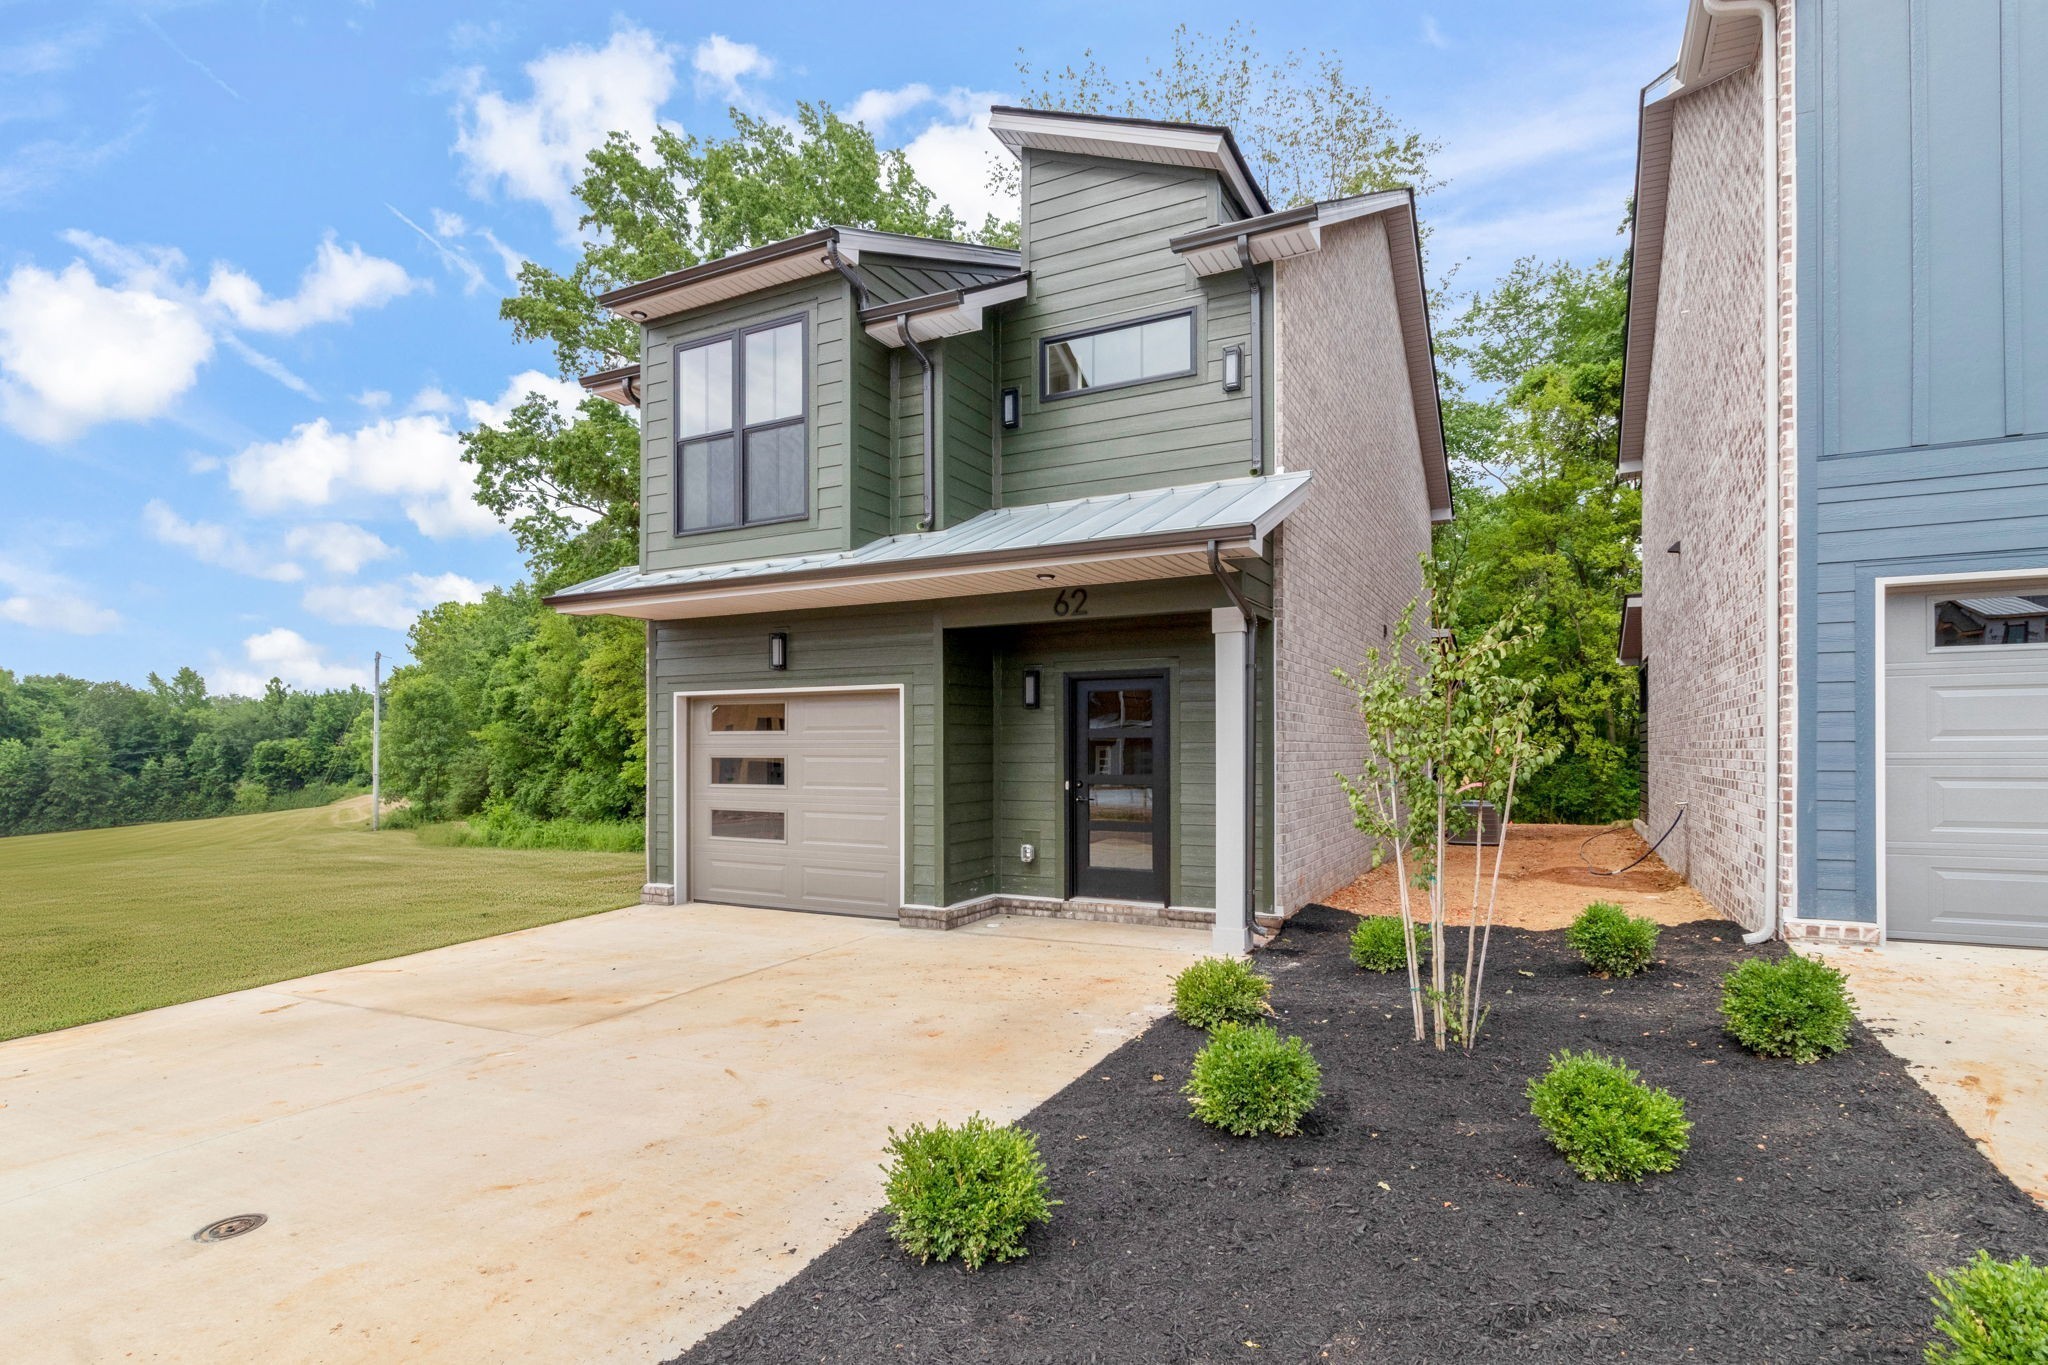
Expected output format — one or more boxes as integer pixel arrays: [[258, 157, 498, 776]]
[[1621, 0, 2048, 949], [547, 109, 1450, 951]]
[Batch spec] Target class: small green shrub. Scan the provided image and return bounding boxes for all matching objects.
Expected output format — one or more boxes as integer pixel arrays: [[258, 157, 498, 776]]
[[1526, 1050, 1691, 1182], [1566, 900, 1661, 978], [881, 1115, 1056, 1269], [1720, 954, 1856, 1063], [1349, 916, 1429, 973], [1926, 1252, 2048, 1364], [1171, 956, 1271, 1029], [1183, 1022, 1322, 1137]]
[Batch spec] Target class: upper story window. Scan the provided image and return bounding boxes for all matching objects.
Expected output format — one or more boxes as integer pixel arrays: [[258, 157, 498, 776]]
[[674, 315, 807, 534], [1040, 310, 1195, 401]]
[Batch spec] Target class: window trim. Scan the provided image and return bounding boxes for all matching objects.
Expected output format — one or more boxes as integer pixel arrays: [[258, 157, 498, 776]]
[[673, 311, 811, 538], [1038, 307, 1198, 403]]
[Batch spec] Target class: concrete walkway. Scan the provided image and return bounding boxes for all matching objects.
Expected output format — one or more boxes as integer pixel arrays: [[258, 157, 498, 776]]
[[1807, 938, 2048, 1206], [0, 903, 1205, 1363]]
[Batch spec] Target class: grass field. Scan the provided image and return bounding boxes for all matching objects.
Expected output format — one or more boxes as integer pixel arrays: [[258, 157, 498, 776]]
[[0, 797, 642, 1041]]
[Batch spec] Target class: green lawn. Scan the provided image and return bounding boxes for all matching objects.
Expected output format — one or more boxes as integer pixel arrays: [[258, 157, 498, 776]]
[[0, 797, 642, 1041]]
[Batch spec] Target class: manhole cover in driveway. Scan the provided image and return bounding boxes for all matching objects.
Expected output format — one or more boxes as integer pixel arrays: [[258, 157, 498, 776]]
[[193, 1214, 267, 1243]]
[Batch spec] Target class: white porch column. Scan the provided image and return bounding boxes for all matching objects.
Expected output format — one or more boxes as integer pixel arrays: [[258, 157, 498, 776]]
[[1211, 607, 1250, 955]]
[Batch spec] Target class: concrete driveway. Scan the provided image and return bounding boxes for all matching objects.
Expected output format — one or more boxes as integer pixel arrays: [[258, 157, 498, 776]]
[[0, 903, 1204, 1363], [1807, 938, 2048, 1206]]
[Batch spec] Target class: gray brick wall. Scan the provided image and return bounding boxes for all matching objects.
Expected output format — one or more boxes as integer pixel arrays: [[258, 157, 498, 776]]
[[1270, 216, 1433, 913], [1639, 56, 1774, 929]]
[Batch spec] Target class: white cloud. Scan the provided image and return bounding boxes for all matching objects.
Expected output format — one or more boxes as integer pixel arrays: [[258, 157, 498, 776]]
[[210, 627, 371, 696], [282, 522, 394, 576], [0, 259, 214, 442], [453, 26, 677, 240], [0, 554, 121, 634], [847, 83, 936, 135], [301, 571, 486, 629], [221, 368, 582, 540], [203, 234, 420, 333], [893, 90, 1013, 228], [692, 35, 772, 103], [143, 500, 303, 582], [1421, 16, 1450, 50], [0, 230, 416, 441]]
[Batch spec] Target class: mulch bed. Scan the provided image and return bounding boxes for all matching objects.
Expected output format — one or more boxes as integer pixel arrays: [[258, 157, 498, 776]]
[[674, 906, 2047, 1364]]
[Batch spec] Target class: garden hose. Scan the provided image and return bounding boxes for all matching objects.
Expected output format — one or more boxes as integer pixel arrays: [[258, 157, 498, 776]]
[[1580, 806, 1685, 878]]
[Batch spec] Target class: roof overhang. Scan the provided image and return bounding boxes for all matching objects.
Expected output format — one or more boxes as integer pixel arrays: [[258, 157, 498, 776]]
[[546, 472, 1312, 622], [1619, 593, 1645, 666], [860, 273, 1031, 347], [987, 106, 1272, 217], [580, 364, 641, 408], [1619, 2, 1771, 481], [1170, 189, 1453, 522], [597, 228, 1019, 325]]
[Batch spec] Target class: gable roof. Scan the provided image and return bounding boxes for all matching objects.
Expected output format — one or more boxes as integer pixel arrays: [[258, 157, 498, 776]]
[[1618, 0, 1771, 480], [596, 227, 1018, 325], [1167, 189, 1453, 522], [986, 106, 1272, 217], [545, 472, 1312, 621]]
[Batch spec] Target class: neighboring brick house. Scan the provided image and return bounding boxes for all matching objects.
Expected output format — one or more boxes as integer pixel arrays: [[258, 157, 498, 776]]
[[1622, 0, 2048, 950], [549, 108, 1451, 954]]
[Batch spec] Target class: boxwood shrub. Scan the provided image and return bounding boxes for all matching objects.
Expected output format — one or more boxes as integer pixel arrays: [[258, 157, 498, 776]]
[[1525, 1050, 1691, 1182], [1566, 900, 1661, 978], [1349, 915, 1429, 973], [1720, 954, 1856, 1063], [1172, 956, 1271, 1029], [1183, 1022, 1321, 1137], [881, 1115, 1056, 1270], [1926, 1251, 2048, 1365]]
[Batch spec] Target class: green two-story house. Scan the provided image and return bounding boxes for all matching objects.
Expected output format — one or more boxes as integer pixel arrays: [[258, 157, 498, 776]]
[[547, 108, 1450, 953]]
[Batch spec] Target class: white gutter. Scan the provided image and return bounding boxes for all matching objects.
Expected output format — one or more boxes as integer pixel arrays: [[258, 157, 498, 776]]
[[1700, 0, 1784, 946]]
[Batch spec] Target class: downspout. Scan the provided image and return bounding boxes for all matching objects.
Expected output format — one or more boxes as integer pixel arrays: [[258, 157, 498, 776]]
[[1701, 0, 1784, 945], [825, 237, 869, 309], [898, 317, 935, 531], [1208, 539, 1259, 943], [1235, 235, 1265, 476]]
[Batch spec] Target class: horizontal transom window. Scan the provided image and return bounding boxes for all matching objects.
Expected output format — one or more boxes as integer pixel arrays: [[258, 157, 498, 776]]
[[1935, 595, 2048, 647], [675, 315, 808, 534], [1041, 311, 1195, 400]]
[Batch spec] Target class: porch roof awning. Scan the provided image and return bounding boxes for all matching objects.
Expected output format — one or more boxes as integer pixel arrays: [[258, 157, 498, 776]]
[[545, 471, 1313, 621]]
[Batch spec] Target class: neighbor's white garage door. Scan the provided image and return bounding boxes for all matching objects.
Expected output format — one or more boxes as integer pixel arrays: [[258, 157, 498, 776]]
[[685, 692, 900, 917], [1885, 583, 2048, 946]]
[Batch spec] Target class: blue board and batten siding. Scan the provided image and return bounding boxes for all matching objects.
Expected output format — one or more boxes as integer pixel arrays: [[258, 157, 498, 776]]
[[1795, 0, 2048, 918]]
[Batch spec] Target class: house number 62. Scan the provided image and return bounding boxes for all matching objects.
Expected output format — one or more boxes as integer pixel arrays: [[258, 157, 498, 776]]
[[1052, 587, 1090, 617]]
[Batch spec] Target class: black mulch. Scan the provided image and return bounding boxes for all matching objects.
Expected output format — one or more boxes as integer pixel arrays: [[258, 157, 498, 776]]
[[674, 906, 2047, 1364]]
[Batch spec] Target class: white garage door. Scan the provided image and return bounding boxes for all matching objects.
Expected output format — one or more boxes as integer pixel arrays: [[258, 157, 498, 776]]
[[1885, 583, 2048, 946], [685, 692, 900, 917]]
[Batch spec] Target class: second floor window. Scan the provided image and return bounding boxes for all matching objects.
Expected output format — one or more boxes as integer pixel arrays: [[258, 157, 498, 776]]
[[675, 315, 807, 533], [1041, 310, 1195, 401]]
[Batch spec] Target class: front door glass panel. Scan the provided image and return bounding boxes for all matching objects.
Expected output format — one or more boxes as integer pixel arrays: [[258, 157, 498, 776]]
[[1068, 675, 1168, 903]]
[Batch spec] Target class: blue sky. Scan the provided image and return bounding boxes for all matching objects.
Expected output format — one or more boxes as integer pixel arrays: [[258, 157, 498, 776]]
[[0, 0, 1679, 694]]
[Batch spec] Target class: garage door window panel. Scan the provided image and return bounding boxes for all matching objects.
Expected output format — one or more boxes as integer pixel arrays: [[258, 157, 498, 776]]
[[710, 703, 785, 733], [710, 809, 786, 842], [1933, 595, 2048, 648], [712, 757, 785, 786], [674, 315, 808, 535]]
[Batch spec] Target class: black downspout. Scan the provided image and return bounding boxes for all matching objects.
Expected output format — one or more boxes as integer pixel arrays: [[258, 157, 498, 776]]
[[825, 237, 869, 309], [1236, 235, 1265, 477], [897, 317, 935, 531], [1207, 539, 1259, 940]]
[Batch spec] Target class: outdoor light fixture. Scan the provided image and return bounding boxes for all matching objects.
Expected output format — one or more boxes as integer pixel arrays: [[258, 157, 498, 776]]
[[1022, 668, 1041, 709], [769, 632, 788, 670], [1222, 345, 1245, 393], [1001, 387, 1021, 429], [628, 309, 648, 320]]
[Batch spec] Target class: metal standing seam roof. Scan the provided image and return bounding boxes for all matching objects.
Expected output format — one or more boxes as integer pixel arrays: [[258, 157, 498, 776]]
[[546, 471, 1313, 604], [1954, 596, 2048, 618]]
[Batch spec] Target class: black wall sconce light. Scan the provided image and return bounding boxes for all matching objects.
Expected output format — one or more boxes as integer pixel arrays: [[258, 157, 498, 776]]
[[1001, 386, 1021, 429], [769, 632, 788, 670], [1221, 345, 1245, 393], [1021, 667, 1041, 709]]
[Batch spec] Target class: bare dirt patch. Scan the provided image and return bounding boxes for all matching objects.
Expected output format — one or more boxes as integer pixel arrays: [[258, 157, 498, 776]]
[[1322, 822, 1725, 930]]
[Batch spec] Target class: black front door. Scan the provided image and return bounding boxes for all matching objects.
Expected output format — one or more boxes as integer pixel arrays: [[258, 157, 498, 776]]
[[1067, 674, 1169, 903]]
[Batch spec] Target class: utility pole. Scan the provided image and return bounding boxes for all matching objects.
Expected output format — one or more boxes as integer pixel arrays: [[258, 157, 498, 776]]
[[371, 650, 382, 832]]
